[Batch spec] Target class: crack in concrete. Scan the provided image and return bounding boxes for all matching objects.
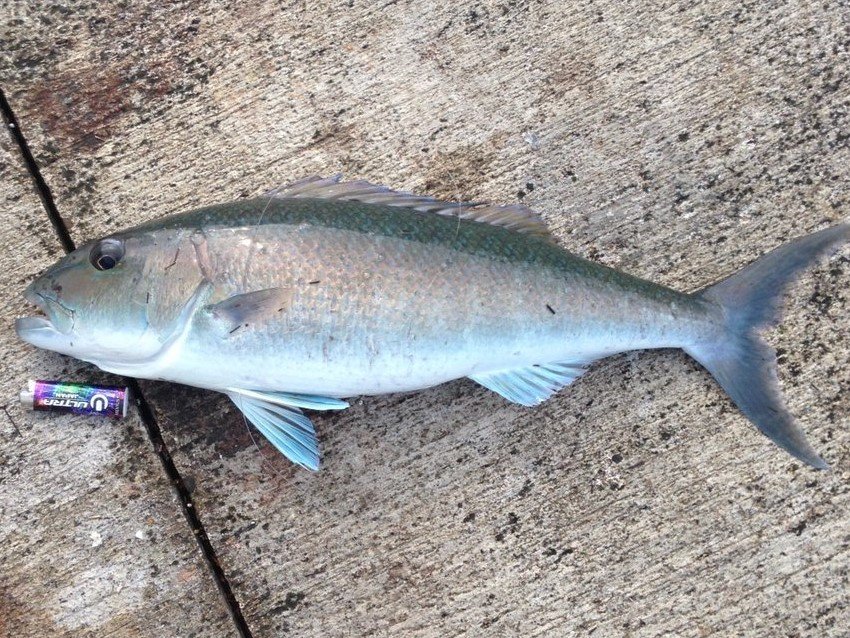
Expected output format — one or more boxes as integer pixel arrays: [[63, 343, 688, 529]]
[[1, 404, 23, 439], [0, 87, 254, 638]]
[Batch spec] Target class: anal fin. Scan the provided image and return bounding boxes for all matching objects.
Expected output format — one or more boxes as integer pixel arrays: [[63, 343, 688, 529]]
[[470, 362, 588, 407]]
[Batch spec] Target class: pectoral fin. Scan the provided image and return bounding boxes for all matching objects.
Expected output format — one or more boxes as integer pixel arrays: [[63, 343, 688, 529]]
[[470, 362, 588, 407], [207, 287, 293, 333]]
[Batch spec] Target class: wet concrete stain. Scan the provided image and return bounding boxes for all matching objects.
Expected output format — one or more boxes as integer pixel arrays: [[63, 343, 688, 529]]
[[8, 4, 214, 152], [30, 54, 212, 152], [422, 140, 504, 197]]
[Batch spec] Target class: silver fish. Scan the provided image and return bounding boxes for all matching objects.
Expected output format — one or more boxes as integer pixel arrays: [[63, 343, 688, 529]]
[[16, 176, 849, 470]]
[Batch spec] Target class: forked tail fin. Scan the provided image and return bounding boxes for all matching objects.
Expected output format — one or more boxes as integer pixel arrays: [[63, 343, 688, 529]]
[[685, 224, 849, 469]]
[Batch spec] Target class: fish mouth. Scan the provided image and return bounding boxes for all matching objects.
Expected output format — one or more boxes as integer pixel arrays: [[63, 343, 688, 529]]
[[15, 315, 55, 332], [15, 288, 74, 345]]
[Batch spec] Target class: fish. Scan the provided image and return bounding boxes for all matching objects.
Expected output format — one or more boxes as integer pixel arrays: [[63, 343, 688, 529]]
[[16, 175, 849, 470]]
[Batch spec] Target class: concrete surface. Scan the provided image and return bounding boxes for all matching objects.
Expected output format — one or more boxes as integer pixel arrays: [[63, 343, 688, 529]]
[[2, 0, 850, 636]]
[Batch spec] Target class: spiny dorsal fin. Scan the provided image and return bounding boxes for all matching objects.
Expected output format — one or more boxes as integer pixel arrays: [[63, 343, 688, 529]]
[[265, 175, 553, 239]]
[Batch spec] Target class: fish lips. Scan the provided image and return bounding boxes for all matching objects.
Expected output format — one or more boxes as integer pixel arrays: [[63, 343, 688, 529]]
[[16, 287, 75, 348]]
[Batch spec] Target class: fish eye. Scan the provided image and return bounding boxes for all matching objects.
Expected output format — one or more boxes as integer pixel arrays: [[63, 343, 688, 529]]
[[89, 238, 125, 271]]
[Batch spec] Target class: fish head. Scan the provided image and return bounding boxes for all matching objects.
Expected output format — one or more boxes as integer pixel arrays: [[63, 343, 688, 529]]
[[16, 233, 165, 365]]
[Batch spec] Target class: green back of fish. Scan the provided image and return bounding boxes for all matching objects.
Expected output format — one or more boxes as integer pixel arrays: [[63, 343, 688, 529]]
[[123, 197, 681, 303]]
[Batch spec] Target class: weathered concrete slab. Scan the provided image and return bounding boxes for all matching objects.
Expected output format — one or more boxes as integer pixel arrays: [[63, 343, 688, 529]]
[[3, 0, 849, 635], [0, 145, 233, 636]]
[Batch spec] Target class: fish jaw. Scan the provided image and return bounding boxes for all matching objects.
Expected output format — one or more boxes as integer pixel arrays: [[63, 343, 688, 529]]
[[15, 314, 62, 349], [16, 285, 76, 353]]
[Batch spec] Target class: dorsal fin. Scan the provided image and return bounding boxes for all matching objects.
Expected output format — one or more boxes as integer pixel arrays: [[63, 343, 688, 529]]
[[265, 175, 553, 239]]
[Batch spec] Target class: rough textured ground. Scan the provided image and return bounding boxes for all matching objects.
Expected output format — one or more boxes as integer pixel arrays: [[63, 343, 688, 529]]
[[2, 1, 849, 636]]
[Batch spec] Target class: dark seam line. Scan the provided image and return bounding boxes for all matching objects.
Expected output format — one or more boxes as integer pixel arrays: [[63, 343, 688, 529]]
[[1, 87, 254, 638], [0, 89, 75, 254]]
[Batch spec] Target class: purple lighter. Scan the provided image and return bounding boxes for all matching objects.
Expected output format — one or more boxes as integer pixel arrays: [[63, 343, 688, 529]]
[[20, 380, 129, 418]]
